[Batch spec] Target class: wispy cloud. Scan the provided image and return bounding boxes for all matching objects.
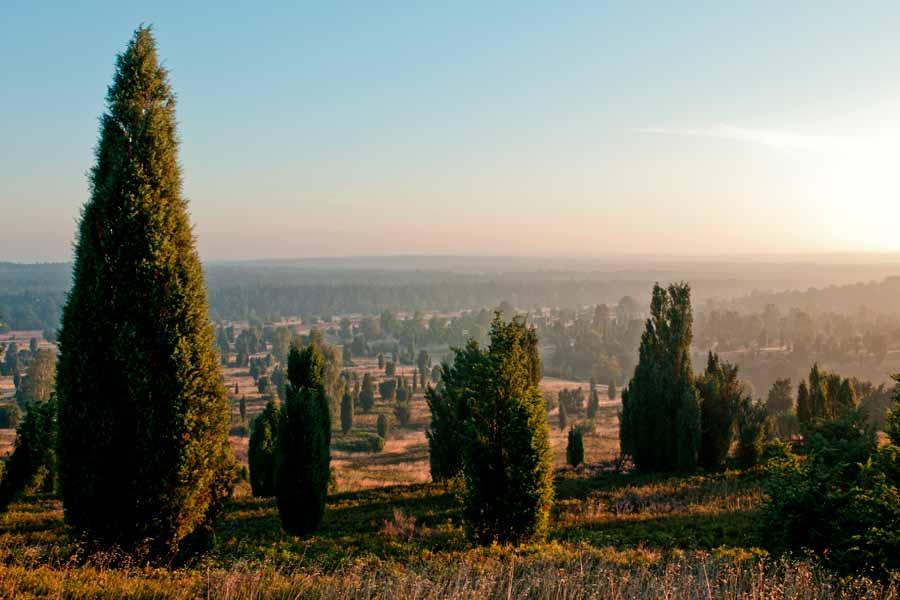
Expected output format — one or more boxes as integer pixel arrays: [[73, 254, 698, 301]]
[[636, 124, 853, 154]]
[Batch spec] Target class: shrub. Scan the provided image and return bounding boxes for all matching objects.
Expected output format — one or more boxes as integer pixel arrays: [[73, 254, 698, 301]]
[[275, 344, 331, 536], [369, 433, 386, 453], [887, 379, 900, 445], [586, 389, 599, 419], [734, 398, 769, 469], [558, 401, 568, 431], [55, 27, 233, 559], [566, 427, 584, 468], [379, 378, 397, 402], [426, 352, 476, 482], [697, 353, 741, 472], [0, 404, 21, 429], [394, 397, 412, 427], [359, 373, 376, 413], [461, 315, 554, 545], [377, 413, 390, 440], [340, 389, 354, 434], [0, 395, 57, 512], [333, 432, 384, 453], [248, 398, 280, 497], [758, 411, 899, 574]]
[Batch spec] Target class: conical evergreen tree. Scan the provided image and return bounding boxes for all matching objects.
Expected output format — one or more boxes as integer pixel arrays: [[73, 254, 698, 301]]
[[462, 315, 554, 544], [697, 352, 741, 472], [359, 372, 376, 413], [55, 26, 233, 558], [248, 397, 281, 497], [619, 283, 700, 472], [340, 388, 354, 434], [275, 344, 331, 535], [797, 380, 812, 426]]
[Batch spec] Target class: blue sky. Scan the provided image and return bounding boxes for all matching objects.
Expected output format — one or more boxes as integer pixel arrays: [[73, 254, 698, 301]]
[[3, 2, 900, 261]]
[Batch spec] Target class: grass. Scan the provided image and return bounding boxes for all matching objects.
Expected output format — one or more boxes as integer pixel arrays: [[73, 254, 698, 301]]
[[0, 368, 897, 597], [0, 468, 897, 598]]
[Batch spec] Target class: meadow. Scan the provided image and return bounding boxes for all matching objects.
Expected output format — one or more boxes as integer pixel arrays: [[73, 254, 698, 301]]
[[0, 349, 897, 598]]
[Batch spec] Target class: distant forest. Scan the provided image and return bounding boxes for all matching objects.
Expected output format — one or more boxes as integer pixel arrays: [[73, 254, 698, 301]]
[[5, 259, 900, 333]]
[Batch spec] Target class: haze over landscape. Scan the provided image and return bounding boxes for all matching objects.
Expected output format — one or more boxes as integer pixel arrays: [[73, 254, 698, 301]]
[[3, 4, 900, 599]]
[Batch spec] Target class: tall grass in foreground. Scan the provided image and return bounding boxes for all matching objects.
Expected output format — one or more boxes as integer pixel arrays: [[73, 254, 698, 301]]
[[1, 554, 897, 599]]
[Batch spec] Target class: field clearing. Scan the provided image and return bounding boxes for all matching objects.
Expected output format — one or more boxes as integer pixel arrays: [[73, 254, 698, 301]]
[[221, 359, 622, 492], [6, 352, 893, 597], [1, 467, 896, 598]]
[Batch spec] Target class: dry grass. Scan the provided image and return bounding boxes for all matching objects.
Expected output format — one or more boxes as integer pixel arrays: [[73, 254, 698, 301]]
[[3, 353, 895, 597], [0, 551, 896, 599]]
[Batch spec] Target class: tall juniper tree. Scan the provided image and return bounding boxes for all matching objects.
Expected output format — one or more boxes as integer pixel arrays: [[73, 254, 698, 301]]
[[275, 344, 331, 535], [462, 315, 553, 544], [55, 27, 234, 558], [620, 283, 700, 472], [696, 352, 741, 472]]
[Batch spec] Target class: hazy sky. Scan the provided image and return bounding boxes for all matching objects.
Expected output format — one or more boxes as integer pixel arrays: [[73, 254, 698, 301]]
[[3, 2, 900, 261]]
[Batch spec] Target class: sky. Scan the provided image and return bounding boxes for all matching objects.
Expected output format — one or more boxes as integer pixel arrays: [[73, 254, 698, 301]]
[[3, 2, 900, 262]]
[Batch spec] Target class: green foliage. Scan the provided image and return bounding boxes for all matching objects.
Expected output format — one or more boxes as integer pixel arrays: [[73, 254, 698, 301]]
[[376, 413, 390, 440], [557, 388, 585, 416], [378, 378, 397, 402], [566, 427, 585, 468], [248, 398, 280, 497], [276, 344, 332, 535], [385, 361, 396, 377], [461, 315, 554, 545], [340, 389, 354, 434], [0, 395, 58, 512], [2, 342, 18, 376], [586, 388, 599, 419], [426, 348, 480, 482], [558, 401, 568, 431], [15, 349, 56, 409], [697, 353, 741, 472], [359, 372, 376, 413], [765, 378, 793, 415], [796, 365, 858, 428], [796, 380, 811, 426], [333, 431, 384, 453], [759, 410, 900, 574], [417, 350, 431, 386], [0, 404, 21, 429], [856, 378, 894, 430], [887, 377, 900, 445], [734, 399, 768, 469], [620, 283, 700, 472], [55, 26, 233, 559], [394, 396, 412, 428], [607, 380, 617, 401]]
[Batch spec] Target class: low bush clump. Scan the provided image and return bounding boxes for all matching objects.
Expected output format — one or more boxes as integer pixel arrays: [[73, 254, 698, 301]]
[[759, 411, 900, 575]]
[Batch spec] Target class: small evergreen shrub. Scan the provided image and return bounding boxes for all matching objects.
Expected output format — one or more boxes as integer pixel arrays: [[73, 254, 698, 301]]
[[248, 398, 280, 497], [340, 390, 354, 434], [566, 426, 585, 467], [377, 413, 390, 440], [0, 404, 21, 429], [758, 411, 900, 574]]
